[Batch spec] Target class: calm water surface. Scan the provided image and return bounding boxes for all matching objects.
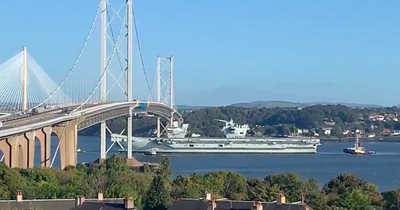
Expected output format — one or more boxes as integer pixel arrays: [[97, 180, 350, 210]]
[[28, 136, 400, 192]]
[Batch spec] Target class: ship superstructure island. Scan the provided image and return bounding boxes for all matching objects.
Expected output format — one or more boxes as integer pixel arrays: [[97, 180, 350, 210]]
[[111, 119, 321, 155]]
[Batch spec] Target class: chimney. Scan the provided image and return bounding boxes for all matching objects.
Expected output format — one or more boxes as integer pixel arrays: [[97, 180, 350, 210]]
[[204, 192, 212, 200], [207, 199, 216, 210], [98, 190, 104, 201], [252, 201, 263, 210], [75, 196, 85, 207], [16, 190, 22, 202], [277, 193, 286, 204], [75, 196, 81, 207], [124, 197, 134, 209]]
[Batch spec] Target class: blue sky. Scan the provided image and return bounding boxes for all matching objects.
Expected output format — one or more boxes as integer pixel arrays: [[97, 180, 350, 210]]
[[0, 0, 399, 106]]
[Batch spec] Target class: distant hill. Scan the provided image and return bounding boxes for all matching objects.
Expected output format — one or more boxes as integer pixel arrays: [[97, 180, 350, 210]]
[[177, 105, 209, 110], [177, 101, 384, 110], [229, 101, 383, 108], [230, 101, 300, 108]]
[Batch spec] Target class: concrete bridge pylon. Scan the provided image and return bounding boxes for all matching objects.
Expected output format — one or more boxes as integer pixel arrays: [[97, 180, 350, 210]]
[[0, 137, 23, 168], [53, 120, 79, 169], [35, 127, 52, 167], [0, 122, 78, 170]]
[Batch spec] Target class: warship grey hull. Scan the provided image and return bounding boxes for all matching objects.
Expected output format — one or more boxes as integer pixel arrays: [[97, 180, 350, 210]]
[[134, 146, 317, 154], [112, 135, 319, 154]]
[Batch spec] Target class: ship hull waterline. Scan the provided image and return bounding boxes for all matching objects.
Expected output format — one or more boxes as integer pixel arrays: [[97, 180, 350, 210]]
[[128, 140, 318, 155], [111, 134, 320, 155], [131, 149, 318, 155]]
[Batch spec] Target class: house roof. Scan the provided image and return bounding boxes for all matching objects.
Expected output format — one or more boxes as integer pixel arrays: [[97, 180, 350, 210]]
[[71, 200, 137, 210], [0, 198, 125, 210], [167, 199, 311, 210], [0, 199, 76, 210]]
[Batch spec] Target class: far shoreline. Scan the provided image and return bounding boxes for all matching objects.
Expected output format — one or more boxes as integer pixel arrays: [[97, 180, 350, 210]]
[[76, 133, 400, 143], [320, 137, 400, 143]]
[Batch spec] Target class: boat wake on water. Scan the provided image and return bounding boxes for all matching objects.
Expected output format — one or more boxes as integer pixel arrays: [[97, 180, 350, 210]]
[[318, 152, 346, 155], [369, 152, 400, 156]]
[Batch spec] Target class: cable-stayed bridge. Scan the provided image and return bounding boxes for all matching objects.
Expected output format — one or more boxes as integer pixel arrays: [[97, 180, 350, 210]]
[[0, 0, 182, 169]]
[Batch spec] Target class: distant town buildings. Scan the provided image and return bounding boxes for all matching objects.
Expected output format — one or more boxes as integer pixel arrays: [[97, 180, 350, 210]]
[[287, 111, 400, 138]]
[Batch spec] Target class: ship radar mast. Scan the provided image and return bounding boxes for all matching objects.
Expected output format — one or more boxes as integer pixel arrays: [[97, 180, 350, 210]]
[[214, 119, 250, 138], [355, 133, 361, 148], [215, 119, 235, 131]]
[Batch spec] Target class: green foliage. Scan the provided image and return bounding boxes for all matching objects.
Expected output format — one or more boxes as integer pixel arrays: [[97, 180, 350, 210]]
[[382, 189, 400, 209], [338, 189, 375, 210], [0, 162, 28, 199], [264, 173, 327, 210], [322, 173, 382, 208], [0, 155, 400, 210], [144, 158, 173, 210], [246, 178, 280, 202]]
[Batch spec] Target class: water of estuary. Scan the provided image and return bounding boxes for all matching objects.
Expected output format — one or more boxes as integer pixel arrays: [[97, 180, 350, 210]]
[[27, 136, 400, 192]]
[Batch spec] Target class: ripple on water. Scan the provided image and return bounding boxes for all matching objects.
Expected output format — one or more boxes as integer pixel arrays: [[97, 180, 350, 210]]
[[70, 136, 400, 191]]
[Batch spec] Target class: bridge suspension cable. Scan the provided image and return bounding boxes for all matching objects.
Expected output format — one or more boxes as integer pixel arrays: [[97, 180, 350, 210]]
[[132, 2, 154, 101], [0, 50, 70, 112], [73, 0, 129, 111], [0, 0, 174, 115], [33, 1, 102, 109]]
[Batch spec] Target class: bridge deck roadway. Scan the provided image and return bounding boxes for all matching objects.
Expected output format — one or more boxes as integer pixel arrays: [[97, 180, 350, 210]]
[[1, 113, 64, 130], [0, 102, 119, 129], [0, 101, 183, 138]]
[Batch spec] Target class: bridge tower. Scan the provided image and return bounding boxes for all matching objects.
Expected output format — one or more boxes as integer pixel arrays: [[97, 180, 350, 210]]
[[22, 47, 27, 111], [99, 0, 136, 163], [155, 56, 175, 137]]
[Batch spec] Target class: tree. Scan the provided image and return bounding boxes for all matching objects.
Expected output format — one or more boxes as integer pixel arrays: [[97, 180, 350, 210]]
[[247, 178, 280, 202], [171, 174, 203, 199], [264, 172, 325, 209], [276, 125, 291, 135], [221, 172, 248, 200], [331, 126, 344, 138], [144, 158, 172, 210], [322, 173, 382, 208], [202, 171, 230, 198], [338, 189, 375, 210], [382, 189, 400, 209], [264, 126, 277, 136], [0, 162, 28, 199], [104, 155, 135, 198]]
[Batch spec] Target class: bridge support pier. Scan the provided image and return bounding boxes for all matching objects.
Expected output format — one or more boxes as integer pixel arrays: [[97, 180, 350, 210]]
[[53, 120, 78, 169], [36, 127, 52, 167], [99, 122, 106, 164], [125, 107, 142, 167], [19, 132, 36, 168], [0, 137, 23, 168]]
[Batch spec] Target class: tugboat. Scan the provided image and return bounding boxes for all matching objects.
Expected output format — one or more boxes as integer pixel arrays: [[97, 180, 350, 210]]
[[343, 135, 375, 155]]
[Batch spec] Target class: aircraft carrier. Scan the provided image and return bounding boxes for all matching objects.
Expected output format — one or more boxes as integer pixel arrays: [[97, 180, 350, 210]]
[[111, 119, 321, 155]]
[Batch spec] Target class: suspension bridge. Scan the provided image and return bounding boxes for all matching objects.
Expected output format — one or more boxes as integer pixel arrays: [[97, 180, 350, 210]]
[[0, 0, 182, 169]]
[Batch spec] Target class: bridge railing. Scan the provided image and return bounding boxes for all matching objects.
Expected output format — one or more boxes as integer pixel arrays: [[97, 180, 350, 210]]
[[1, 113, 32, 123], [0, 102, 113, 123]]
